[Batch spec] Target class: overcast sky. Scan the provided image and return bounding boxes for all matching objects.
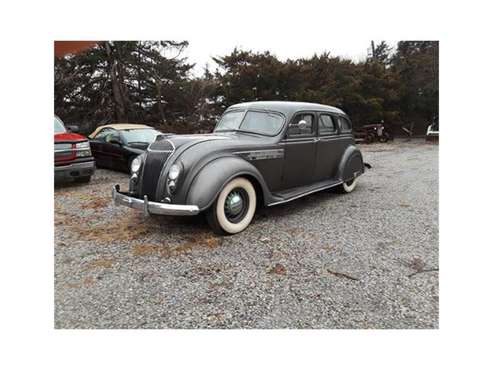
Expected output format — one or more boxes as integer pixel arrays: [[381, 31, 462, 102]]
[[180, 39, 398, 76]]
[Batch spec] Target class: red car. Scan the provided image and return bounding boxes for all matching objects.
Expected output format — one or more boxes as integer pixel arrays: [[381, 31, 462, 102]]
[[54, 116, 95, 183]]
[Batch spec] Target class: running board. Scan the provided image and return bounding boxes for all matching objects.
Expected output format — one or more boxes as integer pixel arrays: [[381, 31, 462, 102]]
[[268, 179, 343, 206]]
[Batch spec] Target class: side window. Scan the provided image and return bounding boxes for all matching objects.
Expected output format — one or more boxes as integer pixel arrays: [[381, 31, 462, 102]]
[[287, 113, 315, 137], [95, 128, 111, 141], [105, 130, 121, 143], [338, 116, 352, 133], [319, 114, 336, 135]]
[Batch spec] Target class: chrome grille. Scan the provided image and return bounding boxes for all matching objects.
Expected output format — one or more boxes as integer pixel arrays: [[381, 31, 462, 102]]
[[140, 139, 174, 201]]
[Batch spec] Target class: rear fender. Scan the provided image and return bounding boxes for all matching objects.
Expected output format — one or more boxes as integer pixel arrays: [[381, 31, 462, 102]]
[[338, 145, 365, 182]]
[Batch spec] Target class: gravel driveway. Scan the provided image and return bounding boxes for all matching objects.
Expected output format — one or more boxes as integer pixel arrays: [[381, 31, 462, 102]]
[[54, 139, 438, 329]]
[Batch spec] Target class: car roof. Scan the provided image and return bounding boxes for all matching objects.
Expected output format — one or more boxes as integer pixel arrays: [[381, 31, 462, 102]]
[[99, 123, 151, 130], [227, 101, 346, 116], [88, 123, 153, 138]]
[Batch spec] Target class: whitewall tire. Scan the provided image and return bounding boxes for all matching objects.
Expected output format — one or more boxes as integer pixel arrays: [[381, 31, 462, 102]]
[[206, 177, 257, 235], [338, 177, 358, 193]]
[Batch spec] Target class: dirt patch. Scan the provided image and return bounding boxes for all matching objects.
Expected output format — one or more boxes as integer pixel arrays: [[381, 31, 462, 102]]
[[86, 258, 115, 269], [59, 212, 156, 242], [82, 197, 109, 209], [65, 276, 95, 289], [131, 243, 168, 257]]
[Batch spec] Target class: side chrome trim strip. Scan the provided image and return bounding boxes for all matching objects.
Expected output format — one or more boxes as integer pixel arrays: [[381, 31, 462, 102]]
[[235, 149, 284, 160]]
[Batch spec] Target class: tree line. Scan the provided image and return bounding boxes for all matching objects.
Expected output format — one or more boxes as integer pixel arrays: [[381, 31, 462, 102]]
[[55, 41, 438, 135]]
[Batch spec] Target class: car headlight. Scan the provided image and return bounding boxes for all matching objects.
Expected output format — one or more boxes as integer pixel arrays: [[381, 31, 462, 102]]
[[167, 163, 182, 194], [168, 164, 181, 180], [75, 141, 91, 157], [131, 155, 143, 173]]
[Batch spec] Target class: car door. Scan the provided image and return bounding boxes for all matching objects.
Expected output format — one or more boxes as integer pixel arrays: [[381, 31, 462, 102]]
[[281, 112, 317, 189], [104, 131, 127, 170], [313, 113, 341, 182], [90, 128, 112, 167]]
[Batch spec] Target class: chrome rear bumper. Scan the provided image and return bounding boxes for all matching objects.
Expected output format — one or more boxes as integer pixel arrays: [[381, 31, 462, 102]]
[[112, 185, 200, 216]]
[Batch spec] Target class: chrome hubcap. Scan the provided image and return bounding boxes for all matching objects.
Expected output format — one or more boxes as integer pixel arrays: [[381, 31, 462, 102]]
[[224, 188, 249, 223], [226, 192, 243, 216]]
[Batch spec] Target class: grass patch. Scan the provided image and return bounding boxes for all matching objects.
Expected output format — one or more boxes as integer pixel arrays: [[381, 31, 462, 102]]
[[131, 233, 221, 258]]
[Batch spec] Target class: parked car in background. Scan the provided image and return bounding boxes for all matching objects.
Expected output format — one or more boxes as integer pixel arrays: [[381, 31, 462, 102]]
[[112, 101, 366, 235], [354, 123, 392, 144], [54, 116, 95, 183], [88, 124, 162, 173]]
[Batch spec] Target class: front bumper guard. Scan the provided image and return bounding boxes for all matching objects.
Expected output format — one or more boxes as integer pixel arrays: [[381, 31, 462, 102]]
[[112, 185, 200, 216]]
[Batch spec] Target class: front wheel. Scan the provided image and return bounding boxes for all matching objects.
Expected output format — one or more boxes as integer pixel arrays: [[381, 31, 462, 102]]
[[206, 177, 257, 235]]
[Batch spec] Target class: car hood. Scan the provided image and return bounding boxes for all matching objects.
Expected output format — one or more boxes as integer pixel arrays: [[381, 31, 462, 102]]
[[154, 132, 273, 152], [160, 131, 278, 177], [165, 133, 232, 149], [54, 132, 87, 142]]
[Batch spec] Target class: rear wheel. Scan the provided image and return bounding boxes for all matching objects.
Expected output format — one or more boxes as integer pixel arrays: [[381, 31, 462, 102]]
[[206, 177, 257, 235], [379, 132, 390, 143], [336, 177, 358, 193], [366, 133, 376, 144]]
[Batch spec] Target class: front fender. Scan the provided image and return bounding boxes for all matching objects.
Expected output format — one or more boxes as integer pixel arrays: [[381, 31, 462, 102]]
[[338, 145, 364, 182], [186, 156, 270, 211]]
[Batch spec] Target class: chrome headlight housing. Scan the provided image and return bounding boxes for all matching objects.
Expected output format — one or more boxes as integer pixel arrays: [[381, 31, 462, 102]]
[[168, 164, 181, 180], [167, 163, 183, 194], [131, 155, 144, 173]]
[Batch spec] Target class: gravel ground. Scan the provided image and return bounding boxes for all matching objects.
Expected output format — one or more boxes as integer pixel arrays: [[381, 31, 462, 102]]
[[54, 139, 438, 329]]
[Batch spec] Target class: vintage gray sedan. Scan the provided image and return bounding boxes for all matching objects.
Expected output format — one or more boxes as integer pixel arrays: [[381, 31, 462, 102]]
[[112, 101, 366, 234]]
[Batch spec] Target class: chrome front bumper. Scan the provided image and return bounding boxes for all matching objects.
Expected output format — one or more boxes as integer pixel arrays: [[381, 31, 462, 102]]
[[112, 185, 200, 216]]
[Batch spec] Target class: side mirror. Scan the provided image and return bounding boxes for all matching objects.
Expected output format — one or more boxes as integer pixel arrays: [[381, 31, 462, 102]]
[[109, 138, 122, 146], [67, 125, 79, 133], [298, 120, 307, 130]]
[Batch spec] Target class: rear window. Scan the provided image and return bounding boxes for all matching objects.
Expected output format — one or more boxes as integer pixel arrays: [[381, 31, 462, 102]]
[[338, 117, 352, 132]]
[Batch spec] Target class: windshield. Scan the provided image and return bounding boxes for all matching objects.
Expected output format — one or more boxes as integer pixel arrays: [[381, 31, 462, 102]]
[[214, 110, 285, 136], [54, 116, 66, 133], [120, 128, 160, 144]]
